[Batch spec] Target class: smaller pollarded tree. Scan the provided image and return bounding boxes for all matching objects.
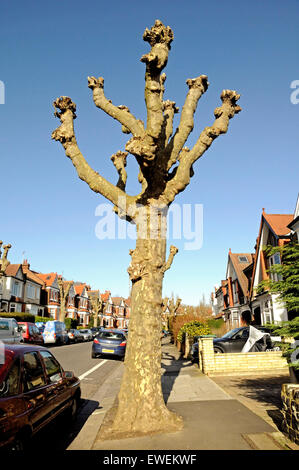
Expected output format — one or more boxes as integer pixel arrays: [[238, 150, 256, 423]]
[[58, 279, 73, 322], [0, 241, 11, 309], [89, 294, 104, 327], [0, 241, 11, 276]]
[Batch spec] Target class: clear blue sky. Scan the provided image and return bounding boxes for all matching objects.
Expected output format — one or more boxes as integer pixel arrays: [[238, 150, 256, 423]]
[[0, 0, 298, 305]]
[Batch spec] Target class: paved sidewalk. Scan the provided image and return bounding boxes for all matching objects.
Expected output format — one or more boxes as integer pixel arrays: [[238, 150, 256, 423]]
[[69, 339, 296, 451]]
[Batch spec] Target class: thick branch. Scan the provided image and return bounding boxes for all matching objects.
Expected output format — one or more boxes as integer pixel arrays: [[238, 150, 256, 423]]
[[111, 151, 128, 191], [88, 77, 144, 137], [165, 75, 209, 170], [141, 20, 174, 139], [162, 245, 178, 273], [162, 90, 241, 205], [52, 96, 136, 219], [162, 100, 179, 147]]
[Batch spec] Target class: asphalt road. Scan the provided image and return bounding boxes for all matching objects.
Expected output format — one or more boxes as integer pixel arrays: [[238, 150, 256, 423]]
[[30, 340, 123, 450]]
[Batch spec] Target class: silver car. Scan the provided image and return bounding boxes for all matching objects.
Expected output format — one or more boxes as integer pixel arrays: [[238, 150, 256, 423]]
[[78, 329, 93, 341], [0, 318, 23, 344]]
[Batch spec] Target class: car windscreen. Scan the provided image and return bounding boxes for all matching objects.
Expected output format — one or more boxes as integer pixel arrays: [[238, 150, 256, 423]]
[[97, 332, 125, 340], [220, 328, 242, 339]]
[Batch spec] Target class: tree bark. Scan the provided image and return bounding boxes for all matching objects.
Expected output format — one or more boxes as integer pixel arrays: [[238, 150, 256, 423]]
[[98, 216, 183, 439]]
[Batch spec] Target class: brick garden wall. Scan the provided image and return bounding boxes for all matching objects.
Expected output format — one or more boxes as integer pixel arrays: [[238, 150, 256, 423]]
[[197, 337, 288, 376]]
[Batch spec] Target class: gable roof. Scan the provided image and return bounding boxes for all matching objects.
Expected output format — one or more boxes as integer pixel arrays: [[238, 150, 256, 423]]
[[229, 252, 253, 297], [101, 291, 111, 302], [37, 272, 58, 287], [5, 264, 23, 278], [111, 297, 125, 306], [22, 266, 45, 287], [263, 213, 293, 237], [74, 284, 87, 296]]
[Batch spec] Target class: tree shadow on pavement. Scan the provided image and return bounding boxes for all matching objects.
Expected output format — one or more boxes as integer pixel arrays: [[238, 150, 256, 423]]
[[161, 342, 194, 403]]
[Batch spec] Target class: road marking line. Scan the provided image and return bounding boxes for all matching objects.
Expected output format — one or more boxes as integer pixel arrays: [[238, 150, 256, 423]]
[[79, 360, 108, 380]]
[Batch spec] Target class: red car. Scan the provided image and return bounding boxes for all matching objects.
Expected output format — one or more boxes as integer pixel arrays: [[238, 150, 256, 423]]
[[0, 344, 81, 450], [17, 322, 44, 345]]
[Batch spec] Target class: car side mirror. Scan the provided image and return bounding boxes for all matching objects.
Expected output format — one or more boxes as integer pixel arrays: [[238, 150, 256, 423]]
[[64, 371, 74, 379]]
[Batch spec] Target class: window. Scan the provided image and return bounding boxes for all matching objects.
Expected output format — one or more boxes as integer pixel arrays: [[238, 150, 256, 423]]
[[0, 358, 20, 397], [23, 352, 46, 391], [0, 320, 9, 331], [40, 351, 62, 383], [269, 253, 282, 282], [263, 299, 274, 324], [27, 283, 36, 299], [238, 256, 248, 263], [12, 281, 21, 297]]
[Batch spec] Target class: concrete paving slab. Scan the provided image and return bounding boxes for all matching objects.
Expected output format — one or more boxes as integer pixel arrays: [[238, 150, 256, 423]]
[[92, 400, 276, 450]]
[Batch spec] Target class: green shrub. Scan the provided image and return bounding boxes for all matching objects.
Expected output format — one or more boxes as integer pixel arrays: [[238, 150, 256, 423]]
[[0, 312, 36, 323], [65, 318, 79, 330], [177, 320, 211, 343], [34, 316, 50, 323]]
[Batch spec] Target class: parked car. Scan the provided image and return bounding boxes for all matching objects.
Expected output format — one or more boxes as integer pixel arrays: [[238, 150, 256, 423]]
[[0, 343, 81, 450], [191, 326, 274, 360], [78, 329, 93, 342], [92, 329, 127, 359], [90, 327, 102, 339], [67, 329, 84, 343], [17, 322, 44, 345], [42, 321, 69, 345], [35, 322, 46, 334], [0, 318, 23, 344]]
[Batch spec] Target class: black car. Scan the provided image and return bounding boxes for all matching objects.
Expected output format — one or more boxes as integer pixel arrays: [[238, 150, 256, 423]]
[[191, 326, 273, 360], [90, 327, 103, 339]]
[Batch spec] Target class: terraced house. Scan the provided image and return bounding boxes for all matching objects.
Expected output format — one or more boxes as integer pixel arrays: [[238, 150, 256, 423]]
[[1, 260, 45, 316]]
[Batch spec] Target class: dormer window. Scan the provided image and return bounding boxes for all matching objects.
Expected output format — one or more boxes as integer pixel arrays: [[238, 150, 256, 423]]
[[238, 256, 248, 263]]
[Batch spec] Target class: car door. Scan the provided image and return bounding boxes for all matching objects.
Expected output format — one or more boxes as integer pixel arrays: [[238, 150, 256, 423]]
[[21, 351, 50, 432], [39, 350, 71, 417], [0, 357, 26, 444], [230, 328, 249, 352]]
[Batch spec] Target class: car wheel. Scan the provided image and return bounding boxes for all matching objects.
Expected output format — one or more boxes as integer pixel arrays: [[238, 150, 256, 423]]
[[68, 394, 80, 422], [91, 352, 97, 358], [9, 429, 30, 451], [214, 347, 223, 354]]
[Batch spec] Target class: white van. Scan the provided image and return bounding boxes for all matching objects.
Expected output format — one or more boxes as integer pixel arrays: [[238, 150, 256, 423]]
[[42, 321, 69, 345], [0, 317, 23, 344]]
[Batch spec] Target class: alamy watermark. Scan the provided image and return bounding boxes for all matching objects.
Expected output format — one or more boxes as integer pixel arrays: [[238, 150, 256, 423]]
[[95, 201, 203, 251], [290, 80, 299, 104], [0, 81, 5, 104]]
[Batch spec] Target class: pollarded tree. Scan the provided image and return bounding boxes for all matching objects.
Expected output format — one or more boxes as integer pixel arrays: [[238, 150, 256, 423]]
[[58, 278, 73, 323], [52, 20, 241, 438]]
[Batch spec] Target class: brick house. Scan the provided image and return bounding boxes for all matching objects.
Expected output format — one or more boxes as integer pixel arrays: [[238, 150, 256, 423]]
[[213, 207, 295, 328], [1, 260, 45, 316], [214, 252, 254, 329], [250, 209, 293, 325], [74, 283, 90, 326], [36, 272, 60, 319]]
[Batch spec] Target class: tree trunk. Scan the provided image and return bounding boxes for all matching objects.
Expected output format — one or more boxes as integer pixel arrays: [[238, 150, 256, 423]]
[[98, 225, 183, 440]]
